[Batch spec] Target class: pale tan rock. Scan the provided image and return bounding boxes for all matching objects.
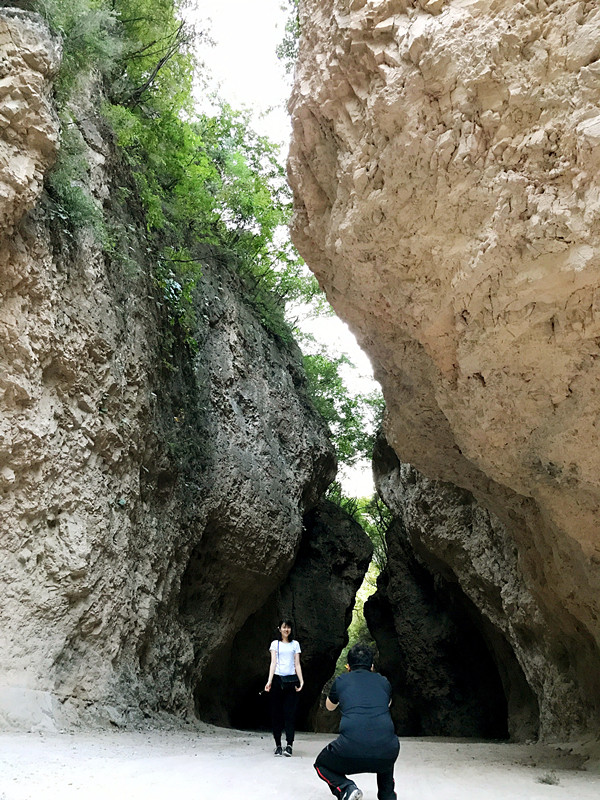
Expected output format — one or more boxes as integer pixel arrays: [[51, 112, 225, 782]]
[[0, 9, 60, 235], [290, 0, 600, 738]]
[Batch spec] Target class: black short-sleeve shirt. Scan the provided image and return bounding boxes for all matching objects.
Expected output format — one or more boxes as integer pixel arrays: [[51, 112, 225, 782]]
[[328, 668, 399, 759]]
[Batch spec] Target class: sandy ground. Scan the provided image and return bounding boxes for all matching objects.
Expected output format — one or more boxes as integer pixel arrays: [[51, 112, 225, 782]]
[[1, 726, 599, 800]]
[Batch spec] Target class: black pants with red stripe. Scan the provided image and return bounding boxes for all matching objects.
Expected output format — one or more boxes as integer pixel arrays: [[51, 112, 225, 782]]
[[314, 743, 397, 800], [270, 675, 299, 746]]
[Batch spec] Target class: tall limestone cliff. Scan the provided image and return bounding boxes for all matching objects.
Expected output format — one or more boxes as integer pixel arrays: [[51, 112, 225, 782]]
[[289, 0, 600, 739], [0, 8, 371, 731]]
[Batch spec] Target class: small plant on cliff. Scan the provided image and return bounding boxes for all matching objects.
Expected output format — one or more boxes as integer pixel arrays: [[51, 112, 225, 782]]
[[44, 119, 105, 236], [153, 247, 202, 351], [36, 0, 123, 102], [35, 0, 123, 232]]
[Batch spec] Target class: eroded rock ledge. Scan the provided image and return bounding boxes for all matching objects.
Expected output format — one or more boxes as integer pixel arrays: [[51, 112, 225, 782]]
[[289, 0, 600, 738]]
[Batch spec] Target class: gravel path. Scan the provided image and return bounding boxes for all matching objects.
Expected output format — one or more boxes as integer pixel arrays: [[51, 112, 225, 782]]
[[1, 727, 599, 799]]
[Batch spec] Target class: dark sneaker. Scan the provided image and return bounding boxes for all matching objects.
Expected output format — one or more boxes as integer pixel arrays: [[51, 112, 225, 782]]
[[342, 786, 363, 800], [284, 744, 293, 757], [274, 746, 283, 756]]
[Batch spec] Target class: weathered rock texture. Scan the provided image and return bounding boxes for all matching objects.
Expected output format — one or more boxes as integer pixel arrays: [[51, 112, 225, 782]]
[[0, 8, 60, 233], [195, 500, 373, 732], [289, 0, 600, 738], [368, 434, 540, 740], [365, 545, 509, 739], [0, 9, 343, 731]]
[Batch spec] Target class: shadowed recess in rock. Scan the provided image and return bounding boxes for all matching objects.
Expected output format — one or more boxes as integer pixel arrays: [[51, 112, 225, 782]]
[[371, 433, 544, 740], [192, 500, 373, 731], [365, 521, 511, 740]]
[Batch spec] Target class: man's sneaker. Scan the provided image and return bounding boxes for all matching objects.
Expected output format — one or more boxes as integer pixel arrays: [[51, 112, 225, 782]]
[[274, 746, 283, 756], [284, 744, 293, 757], [342, 786, 363, 800]]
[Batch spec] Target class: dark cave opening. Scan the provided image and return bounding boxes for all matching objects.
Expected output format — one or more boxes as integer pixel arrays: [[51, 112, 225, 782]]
[[229, 681, 271, 732], [194, 500, 373, 732], [192, 577, 525, 740], [363, 544, 525, 741], [195, 588, 540, 744], [208, 599, 522, 742]]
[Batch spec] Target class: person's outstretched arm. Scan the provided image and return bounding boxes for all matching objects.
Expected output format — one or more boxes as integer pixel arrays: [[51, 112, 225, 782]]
[[326, 677, 339, 710], [294, 652, 304, 691], [265, 649, 277, 691]]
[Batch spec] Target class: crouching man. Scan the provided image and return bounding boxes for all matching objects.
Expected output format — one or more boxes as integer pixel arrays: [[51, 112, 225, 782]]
[[314, 643, 399, 800]]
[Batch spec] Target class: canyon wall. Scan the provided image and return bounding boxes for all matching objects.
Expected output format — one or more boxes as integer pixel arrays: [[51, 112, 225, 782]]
[[0, 8, 363, 731], [289, 0, 600, 739]]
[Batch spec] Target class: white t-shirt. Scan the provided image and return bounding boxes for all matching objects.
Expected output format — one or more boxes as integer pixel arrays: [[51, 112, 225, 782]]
[[270, 639, 301, 676]]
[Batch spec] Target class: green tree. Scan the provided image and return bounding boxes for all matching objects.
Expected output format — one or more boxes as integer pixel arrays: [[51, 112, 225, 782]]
[[111, 0, 196, 111], [276, 0, 300, 74], [327, 490, 392, 678], [302, 349, 383, 467], [327, 485, 391, 575], [36, 0, 320, 341], [332, 560, 379, 677]]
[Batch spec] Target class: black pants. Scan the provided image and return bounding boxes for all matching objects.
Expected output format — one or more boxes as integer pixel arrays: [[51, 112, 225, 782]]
[[270, 675, 299, 746], [314, 744, 397, 800]]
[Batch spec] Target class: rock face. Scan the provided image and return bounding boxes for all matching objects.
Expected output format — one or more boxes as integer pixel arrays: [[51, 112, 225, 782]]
[[0, 10, 341, 730], [365, 545, 510, 740], [0, 9, 60, 234], [368, 434, 540, 740], [196, 500, 373, 732], [289, 0, 600, 738]]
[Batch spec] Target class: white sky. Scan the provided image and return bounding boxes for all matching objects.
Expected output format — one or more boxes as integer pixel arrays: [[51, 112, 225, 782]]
[[185, 0, 378, 497], [188, 0, 291, 145]]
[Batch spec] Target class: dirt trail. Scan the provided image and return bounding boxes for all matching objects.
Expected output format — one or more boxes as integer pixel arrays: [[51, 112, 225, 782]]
[[1, 727, 599, 799]]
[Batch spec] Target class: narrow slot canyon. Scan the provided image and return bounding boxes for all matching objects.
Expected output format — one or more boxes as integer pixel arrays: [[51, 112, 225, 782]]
[[3, 1, 600, 797]]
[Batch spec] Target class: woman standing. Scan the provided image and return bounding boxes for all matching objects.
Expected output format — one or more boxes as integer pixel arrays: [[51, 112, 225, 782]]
[[265, 618, 304, 756]]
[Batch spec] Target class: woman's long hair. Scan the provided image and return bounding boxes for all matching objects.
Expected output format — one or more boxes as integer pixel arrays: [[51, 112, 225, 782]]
[[277, 618, 295, 642]]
